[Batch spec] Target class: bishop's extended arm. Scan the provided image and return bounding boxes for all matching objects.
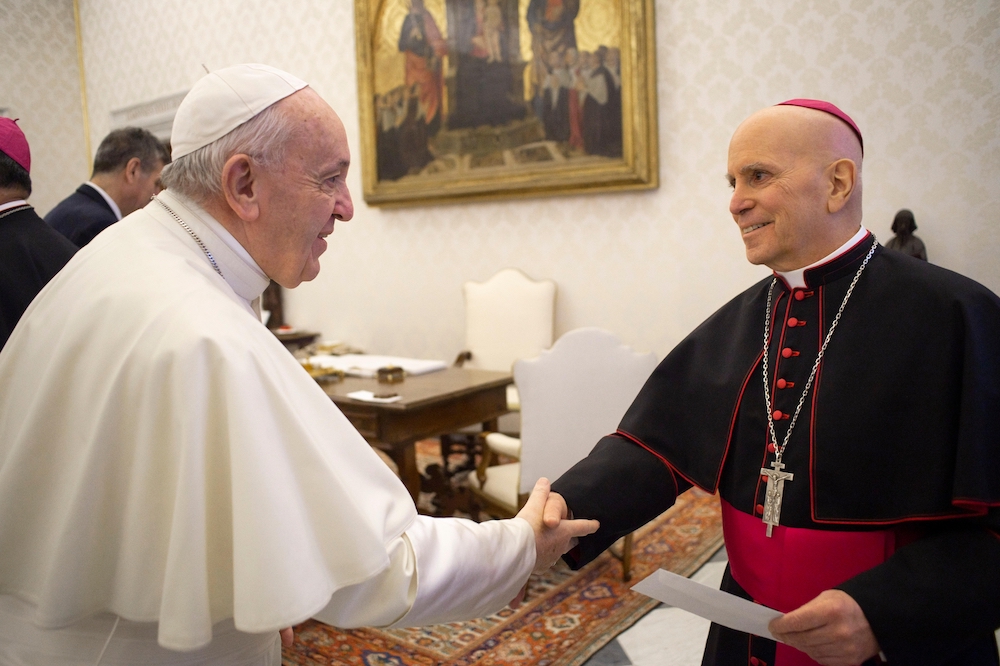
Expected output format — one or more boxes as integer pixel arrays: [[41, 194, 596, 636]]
[[550, 434, 691, 567]]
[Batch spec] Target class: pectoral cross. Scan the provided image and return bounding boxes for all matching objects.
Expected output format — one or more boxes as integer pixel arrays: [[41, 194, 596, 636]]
[[760, 459, 794, 537]]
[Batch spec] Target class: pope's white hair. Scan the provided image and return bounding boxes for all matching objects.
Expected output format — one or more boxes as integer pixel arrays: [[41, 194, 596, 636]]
[[160, 100, 299, 203]]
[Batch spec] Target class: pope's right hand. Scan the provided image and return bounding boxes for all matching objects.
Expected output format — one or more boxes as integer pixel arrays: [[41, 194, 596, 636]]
[[516, 477, 599, 573]]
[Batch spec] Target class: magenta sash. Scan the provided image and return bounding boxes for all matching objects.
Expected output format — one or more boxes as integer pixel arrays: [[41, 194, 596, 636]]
[[721, 500, 894, 665]]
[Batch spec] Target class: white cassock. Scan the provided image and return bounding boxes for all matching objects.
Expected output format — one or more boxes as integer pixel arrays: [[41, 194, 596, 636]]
[[0, 189, 535, 664]]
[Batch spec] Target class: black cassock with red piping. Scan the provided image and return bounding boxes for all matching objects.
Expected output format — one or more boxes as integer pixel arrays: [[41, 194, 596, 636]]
[[552, 235, 1000, 665]]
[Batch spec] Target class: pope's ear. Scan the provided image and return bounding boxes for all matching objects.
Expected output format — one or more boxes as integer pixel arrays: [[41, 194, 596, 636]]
[[220, 154, 261, 222], [826, 158, 857, 214]]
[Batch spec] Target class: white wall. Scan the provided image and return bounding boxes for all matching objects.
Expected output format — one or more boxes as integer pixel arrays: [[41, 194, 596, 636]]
[[25, 0, 1000, 360], [0, 0, 89, 215]]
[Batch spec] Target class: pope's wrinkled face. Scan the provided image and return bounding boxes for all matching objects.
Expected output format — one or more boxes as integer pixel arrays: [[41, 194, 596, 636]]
[[254, 90, 354, 288], [726, 109, 831, 272]]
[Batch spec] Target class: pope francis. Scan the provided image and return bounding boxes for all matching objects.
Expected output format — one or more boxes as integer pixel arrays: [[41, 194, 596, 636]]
[[0, 64, 597, 664]]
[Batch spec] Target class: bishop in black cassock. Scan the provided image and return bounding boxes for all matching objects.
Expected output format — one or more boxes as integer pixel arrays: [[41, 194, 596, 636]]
[[0, 118, 77, 350], [552, 100, 1000, 666], [0, 203, 77, 349]]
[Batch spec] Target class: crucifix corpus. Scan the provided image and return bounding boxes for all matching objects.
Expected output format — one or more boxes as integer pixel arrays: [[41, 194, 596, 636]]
[[760, 459, 794, 537]]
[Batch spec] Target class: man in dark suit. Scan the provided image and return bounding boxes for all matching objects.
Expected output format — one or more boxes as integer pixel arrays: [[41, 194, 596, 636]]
[[0, 118, 76, 349], [45, 127, 169, 247]]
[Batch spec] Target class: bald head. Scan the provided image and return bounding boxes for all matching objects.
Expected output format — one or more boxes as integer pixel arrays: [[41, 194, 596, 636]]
[[739, 105, 862, 162], [726, 104, 864, 271]]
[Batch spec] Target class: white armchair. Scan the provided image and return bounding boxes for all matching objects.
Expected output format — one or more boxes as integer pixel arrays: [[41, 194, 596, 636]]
[[443, 268, 556, 473], [467, 327, 657, 579]]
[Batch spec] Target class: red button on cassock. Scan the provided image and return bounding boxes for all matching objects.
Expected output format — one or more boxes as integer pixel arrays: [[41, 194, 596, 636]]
[[787, 317, 798, 327], [750, 658, 760, 666], [755, 504, 764, 515], [781, 347, 795, 358], [794, 291, 805, 301], [767, 443, 776, 453], [776, 378, 787, 389], [772, 410, 783, 419]]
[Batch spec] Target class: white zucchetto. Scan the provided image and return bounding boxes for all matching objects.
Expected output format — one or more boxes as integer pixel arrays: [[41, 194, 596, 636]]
[[170, 63, 307, 160]]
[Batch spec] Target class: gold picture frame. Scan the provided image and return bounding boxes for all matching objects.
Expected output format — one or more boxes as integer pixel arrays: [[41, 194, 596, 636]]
[[354, 0, 658, 207]]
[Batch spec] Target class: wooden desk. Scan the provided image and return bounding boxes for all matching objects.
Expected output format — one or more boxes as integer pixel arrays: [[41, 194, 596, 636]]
[[321, 368, 512, 500], [273, 329, 320, 351]]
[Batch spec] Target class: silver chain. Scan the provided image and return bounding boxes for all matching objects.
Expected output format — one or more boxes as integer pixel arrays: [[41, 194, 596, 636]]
[[762, 237, 878, 465], [0, 204, 32, 221], [154, 197, 224, 278]]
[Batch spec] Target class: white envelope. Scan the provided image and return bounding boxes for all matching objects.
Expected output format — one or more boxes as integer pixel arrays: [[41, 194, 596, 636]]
[[631, 568, 783, 641]]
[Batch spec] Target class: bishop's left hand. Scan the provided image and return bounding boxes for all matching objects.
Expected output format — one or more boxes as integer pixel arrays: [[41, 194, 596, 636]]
[[768, 590, 880, 666]]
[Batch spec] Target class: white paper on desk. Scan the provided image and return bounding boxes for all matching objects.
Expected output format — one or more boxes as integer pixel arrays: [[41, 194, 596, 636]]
[[308, 354, 447, 377], [631, 568, 782, 641], [346, 390, 402, 403]]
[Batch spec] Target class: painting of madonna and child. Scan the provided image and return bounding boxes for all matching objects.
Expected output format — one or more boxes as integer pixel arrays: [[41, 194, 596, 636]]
[[365, 0, 654, 200]]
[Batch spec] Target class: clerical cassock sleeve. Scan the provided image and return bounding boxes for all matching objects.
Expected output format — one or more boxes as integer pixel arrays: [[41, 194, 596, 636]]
[[838, 509, 1000, 663], [551, 434, 691, 566]]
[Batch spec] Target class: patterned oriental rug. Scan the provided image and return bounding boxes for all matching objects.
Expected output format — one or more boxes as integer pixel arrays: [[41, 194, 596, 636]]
[[282, 486, 723, 666]]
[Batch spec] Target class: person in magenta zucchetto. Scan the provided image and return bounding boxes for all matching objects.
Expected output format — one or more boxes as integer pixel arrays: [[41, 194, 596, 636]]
[[552, 99, 1000, 665], [0, 117, 76, 350]]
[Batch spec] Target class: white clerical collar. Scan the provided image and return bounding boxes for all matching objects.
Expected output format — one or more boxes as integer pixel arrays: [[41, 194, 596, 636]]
[[775, 226, 869, 289], [85, 182, 123, 221], [0, 199, 28, 213], [153, 189, 270, 305]]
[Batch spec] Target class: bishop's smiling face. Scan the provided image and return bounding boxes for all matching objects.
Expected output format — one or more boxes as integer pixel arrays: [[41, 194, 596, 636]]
[[725, 108, 834, 272], [253, 89, 354, 288]]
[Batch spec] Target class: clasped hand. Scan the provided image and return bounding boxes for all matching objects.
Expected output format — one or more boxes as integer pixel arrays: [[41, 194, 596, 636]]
[[510, 478, 600, 607]]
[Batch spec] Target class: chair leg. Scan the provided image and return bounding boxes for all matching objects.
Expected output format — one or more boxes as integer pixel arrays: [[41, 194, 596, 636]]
[[621, 532, 633, 582], [440, 433, 483, 477], [608, 532, 634, 581], [440, 434, 454, 475], [467, 493, 484, 523], [462, 433, 482, 473]]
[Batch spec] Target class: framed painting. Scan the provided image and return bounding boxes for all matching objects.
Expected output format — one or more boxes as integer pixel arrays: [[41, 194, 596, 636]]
[[354, 0, 658, 207]]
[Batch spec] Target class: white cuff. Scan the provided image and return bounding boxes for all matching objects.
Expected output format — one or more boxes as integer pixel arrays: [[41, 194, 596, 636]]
[[390, 515, 535, 627]]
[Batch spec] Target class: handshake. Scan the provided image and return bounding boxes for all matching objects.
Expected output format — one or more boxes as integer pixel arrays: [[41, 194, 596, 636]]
[[515, 477, 601, 575]]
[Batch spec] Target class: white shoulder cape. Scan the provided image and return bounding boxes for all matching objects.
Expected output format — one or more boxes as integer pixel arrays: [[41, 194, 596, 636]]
[[0, 198, 416, 650]]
